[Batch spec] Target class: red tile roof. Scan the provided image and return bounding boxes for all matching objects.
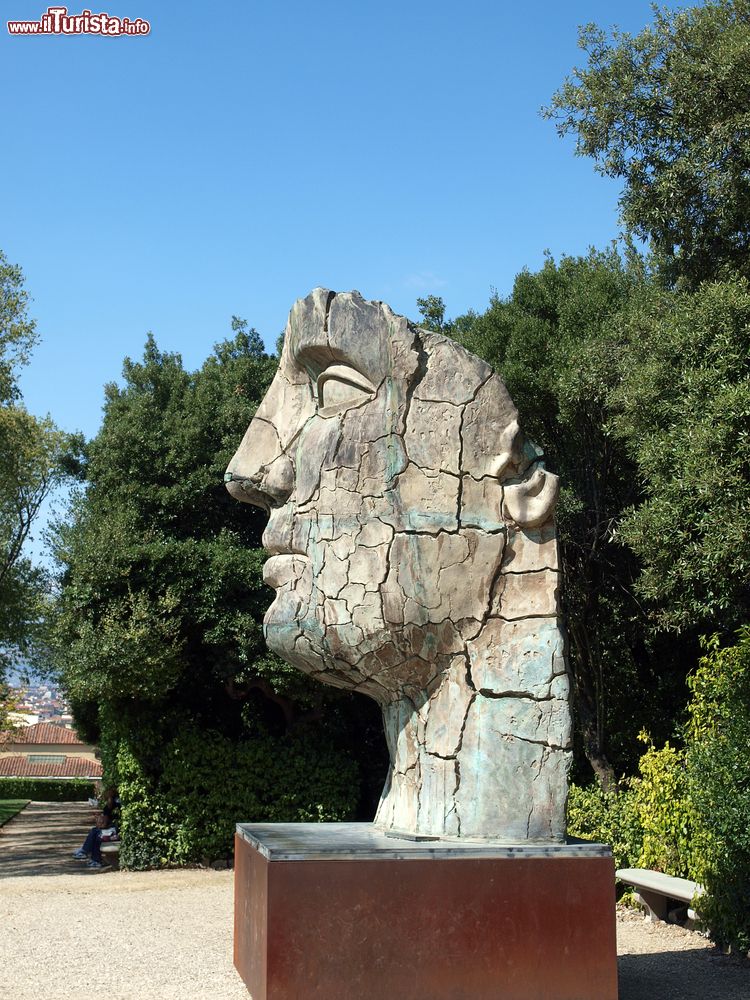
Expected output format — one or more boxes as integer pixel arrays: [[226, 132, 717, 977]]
[[11, 723, 86, 745], [0, 756, 102, 778]]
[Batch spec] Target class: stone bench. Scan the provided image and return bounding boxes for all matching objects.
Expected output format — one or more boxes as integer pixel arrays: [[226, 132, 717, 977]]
[[100, 841, 121, 870], [616, 867, 702, 923]]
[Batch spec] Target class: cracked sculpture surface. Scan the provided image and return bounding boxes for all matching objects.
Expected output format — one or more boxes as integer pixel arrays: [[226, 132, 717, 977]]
[[226, 289, 572, 842]]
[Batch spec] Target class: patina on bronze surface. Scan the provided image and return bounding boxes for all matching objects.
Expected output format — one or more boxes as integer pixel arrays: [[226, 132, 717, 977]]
[[226, 290, 571, 842]]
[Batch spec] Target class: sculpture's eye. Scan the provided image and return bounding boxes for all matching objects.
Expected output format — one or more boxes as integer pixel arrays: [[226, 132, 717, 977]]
[[316, 364, 375, 414]]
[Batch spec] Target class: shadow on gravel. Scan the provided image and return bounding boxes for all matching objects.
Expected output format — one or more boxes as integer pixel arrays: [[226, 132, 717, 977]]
[[0, 801, 110, 878], [619, 948, 750, 1000]]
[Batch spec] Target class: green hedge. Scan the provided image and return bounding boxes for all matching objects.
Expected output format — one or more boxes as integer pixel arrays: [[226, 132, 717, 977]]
[[109, 721, 360, 870], [566, 780, 642, 872], [0, 778, 96, 801], [568, 629, 750, 952], [686, 630, 750, 953]]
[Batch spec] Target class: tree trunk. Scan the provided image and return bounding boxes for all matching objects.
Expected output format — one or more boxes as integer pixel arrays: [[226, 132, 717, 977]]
[[567, 620, 617, 791]]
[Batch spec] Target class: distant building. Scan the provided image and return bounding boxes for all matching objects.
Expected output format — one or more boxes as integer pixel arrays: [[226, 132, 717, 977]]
[[8, 708, 40, 727], [0, 722, 102, 780]]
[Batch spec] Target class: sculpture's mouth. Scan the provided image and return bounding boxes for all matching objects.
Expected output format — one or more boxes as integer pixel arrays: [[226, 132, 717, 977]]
[[225, 474, 308, 589], [261, 503, 303, 557]]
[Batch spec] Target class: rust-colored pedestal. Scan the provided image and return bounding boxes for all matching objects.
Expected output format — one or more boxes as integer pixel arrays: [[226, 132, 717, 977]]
[[234, 823, 618, 1000]]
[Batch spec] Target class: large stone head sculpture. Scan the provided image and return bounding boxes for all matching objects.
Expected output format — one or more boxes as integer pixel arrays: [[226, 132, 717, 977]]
[[226, 289, 571, 842]]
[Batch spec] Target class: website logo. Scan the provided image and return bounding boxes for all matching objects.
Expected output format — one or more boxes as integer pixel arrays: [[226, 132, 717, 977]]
[[8, 6, 151, 36]]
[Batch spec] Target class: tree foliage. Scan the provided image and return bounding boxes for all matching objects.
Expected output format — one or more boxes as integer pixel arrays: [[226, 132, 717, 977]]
[[0, 252, 37, 404], [686, 629, 750, 952], [0, 682, 20, 744], [545, 1, 750, 287], [0, 252, 69, 672], [416, 295, 449, 333], [610, 275, 750, 633], [53, 323, 277, 719], [441, 252, 750, 781]]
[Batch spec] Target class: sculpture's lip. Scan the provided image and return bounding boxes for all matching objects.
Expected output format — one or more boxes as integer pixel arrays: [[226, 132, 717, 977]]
[[262, 513, 303, 555], [262, 552, 308, 589], [263, 543, 308, 557]]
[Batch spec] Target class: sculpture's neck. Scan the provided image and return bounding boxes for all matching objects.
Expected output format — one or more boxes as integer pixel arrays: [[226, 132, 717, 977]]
[[374, 648, 571, 842]]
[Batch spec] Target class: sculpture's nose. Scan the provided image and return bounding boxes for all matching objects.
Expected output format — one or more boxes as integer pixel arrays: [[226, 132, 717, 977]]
[[225, 416, 294, 510]]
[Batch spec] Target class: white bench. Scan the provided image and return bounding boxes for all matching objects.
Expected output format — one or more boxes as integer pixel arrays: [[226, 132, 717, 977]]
[[616, 867, 702, 923], [100, 841, 121, 869]]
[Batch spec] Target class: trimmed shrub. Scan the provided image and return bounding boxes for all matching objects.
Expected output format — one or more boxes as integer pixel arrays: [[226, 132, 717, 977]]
[[115, 739, 174, 870], [569, 630, 750, 951], [685, 629, 750, 953], [633, 738, 695, 879], [566, 781, 642, 871], [0, 778, 95, 801], [112, 722, 360, 869], [568, 743, 695, 883]]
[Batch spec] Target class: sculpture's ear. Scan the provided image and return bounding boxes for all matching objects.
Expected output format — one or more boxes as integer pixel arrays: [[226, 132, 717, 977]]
[[503, 467, 559, 528], [481, 417, 558, 528], [486, 419, 521, 479]]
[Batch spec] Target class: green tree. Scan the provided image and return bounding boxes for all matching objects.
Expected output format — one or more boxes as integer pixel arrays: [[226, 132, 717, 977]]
[[449, 248, 691, 785], [0, 682, 20, 743], [416, 295, 448, 333], [0, 252, 68, 672], [54, 324, 269, 696], [610, 275, 750, 633], [545, 1, 750, 287], [0, 252, 37, 403]]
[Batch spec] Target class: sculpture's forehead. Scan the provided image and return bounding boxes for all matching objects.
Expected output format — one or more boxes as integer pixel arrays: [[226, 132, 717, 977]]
[[286, 288, 413, 385]]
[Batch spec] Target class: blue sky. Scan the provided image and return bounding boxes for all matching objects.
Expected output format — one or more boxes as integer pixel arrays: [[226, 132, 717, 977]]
[[3, 0, 685, 443]]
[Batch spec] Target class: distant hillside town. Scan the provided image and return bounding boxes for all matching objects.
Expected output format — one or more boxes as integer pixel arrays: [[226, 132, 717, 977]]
[[8, 682, 74, 729]]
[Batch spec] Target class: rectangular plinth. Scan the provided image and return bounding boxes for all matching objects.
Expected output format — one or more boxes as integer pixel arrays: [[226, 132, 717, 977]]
[[234, 823, 618, 1000]]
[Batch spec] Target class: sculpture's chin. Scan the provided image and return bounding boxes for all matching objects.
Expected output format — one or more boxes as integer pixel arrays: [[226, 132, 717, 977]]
[[262, 620, 296, 656]]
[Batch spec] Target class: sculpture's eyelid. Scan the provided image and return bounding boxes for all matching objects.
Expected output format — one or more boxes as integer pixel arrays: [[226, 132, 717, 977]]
[[316, 365, 376, 395]]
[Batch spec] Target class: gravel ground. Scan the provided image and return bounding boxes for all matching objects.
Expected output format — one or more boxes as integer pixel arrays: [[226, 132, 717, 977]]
[[1, 803, 748, 999], [0, 868, 247, 1000], [616, 905, 750, 1000]]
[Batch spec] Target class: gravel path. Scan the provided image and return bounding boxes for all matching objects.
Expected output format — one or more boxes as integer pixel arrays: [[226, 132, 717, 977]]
[[1, 868, 248, 1000], [1, 803, 748, 999], [0, 801, 247, 998], [616, 906, 749, 999]]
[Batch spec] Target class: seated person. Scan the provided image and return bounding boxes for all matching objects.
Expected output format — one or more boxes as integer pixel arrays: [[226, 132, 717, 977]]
[[73, 809, 117, 869], [99, 788, 120, 825]]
